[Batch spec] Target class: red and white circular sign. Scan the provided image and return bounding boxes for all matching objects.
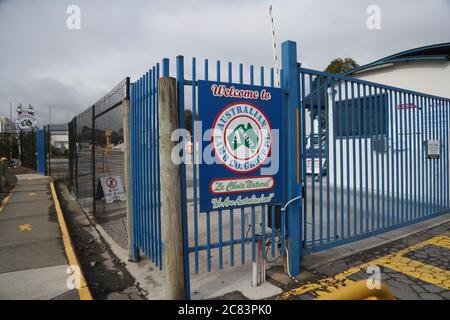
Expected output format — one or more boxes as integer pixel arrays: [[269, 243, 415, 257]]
[[212, 102, 272, 174], [105, 177, 117, 189]]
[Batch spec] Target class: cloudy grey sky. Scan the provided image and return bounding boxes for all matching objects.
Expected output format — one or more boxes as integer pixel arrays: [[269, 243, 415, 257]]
[[0, 0, 449, 125]]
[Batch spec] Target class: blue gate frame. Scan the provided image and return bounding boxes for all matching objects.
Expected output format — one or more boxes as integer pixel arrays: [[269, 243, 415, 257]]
[[129, 40, 450, 299], [130, 56, 288, 298], [281, 41, 450, 260]]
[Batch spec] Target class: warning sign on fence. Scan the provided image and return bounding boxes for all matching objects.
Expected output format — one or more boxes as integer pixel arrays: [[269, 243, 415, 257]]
[[198, 81, 283, 212], [98, 176, 126, 204], [427, 140, 440, 160]]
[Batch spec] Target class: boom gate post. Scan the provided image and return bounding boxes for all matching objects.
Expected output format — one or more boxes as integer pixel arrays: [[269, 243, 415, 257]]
[[281, 40, 302, 276]]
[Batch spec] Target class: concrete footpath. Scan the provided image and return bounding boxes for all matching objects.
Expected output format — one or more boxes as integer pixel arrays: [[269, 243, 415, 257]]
[[0, 173, 89, 300]]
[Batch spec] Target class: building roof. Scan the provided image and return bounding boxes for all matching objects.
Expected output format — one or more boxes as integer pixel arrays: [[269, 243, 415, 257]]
[[346, 42, 450, 76], [47, 123, 68, 131], [304, 43, 450, 110]]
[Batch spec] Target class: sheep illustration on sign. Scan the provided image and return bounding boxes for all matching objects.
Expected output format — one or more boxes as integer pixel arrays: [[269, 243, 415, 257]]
[[199, 81, 282, 212]]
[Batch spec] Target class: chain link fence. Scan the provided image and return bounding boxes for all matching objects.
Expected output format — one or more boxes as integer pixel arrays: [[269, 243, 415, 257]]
[[43, 124, 69, 181], [0, 131, 37, 170], [68, 78, 130, 249]]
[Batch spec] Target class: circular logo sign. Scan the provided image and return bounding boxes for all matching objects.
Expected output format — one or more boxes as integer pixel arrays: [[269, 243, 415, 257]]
[[15, 114, 38, 131], [106, 177, 117, 189], [212, 102, 272, 173]]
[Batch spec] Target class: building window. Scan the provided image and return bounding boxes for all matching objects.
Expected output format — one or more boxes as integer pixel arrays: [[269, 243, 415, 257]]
[[334, 93, 388, 139]]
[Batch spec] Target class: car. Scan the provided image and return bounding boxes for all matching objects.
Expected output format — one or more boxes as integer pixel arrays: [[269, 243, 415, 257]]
[[305, 134, 327, 179]]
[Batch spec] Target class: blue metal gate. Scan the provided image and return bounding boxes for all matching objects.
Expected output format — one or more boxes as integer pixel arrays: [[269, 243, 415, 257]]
[[129, 41, 450, 298], [36, 128, 46, 175], [130, 56, 287, 298], [176, 56, 286, 277], [281, 41, 450, 257]]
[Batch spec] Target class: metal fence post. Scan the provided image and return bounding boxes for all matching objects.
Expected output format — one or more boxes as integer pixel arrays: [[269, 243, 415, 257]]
[[19, 129, 23, 165], [91, 105, 96, 216], [281, 40, 302, 276], [123, 78, 139, 261], [46, 125, 51, 176], [36, 129, 46, 175]]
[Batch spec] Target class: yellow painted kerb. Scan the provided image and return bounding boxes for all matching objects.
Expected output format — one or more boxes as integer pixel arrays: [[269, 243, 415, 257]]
[[50, 182, 93, 300], [278, 233, 450, 300], [0, 186, 15, 213]]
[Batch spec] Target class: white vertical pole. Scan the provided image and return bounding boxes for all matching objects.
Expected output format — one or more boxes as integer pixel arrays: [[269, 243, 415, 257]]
[[267, 0, 280, 87]]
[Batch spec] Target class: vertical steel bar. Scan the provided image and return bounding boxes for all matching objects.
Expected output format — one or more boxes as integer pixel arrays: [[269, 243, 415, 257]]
[[309, 75, 316, 245], [338, 80, 344, 239], [374, 86, 380, 231], [317, 76, 323, 244], [204, 59, 212, 272], [380, 90, 386, 228], [325, 78, 331, 242], [192, 57, 199, 273], [331, 78, 338, 240], [176, 55, 191, 298], [156, 62, 163, 269], [300, 73, 308, 247], [216, 60, 223, 270], [344, 81, 350, 238], [350, 82, 357, 236], [363, 85, 369, 232], [357, 84, 363, 232]]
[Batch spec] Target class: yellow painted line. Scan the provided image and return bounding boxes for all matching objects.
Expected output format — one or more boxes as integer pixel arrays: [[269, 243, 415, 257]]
[[18, 223, 32, 231], [0, 186, 15, 213], [50, 182, 93, 300], [375, 255, 450, 290], [432, 236, 450, 250], [28, 192, 36, 196], [278, 234, 450, 300], [277, 265, 364, 300], [371, 235, 450, 290]]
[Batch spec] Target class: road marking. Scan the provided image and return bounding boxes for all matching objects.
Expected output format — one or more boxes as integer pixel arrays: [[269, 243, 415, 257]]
[[432, 236, 450, 250], [28, 192, 36, 196], [372, 235, 450, 290], [50, 182, 93, 300], [0, 186, 15, 213], [375, 254, 450, 290], [18, 223, 32, 231], [277, 234, 450, 300]]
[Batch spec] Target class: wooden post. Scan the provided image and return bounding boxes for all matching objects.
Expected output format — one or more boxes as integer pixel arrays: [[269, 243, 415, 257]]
[[158, 77, 186, 300]]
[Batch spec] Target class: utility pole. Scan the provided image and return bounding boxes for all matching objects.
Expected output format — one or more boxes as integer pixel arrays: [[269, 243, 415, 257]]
[[49, 105, 52, 126]]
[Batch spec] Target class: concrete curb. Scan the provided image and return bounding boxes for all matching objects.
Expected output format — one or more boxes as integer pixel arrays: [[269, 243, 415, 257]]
[[50, 182, 93, 300]]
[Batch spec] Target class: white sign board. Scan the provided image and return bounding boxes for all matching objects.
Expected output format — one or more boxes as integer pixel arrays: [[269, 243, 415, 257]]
[[15, 114, 38, 131], [427, 140, 440, 160], [306, 158, 326, 175], [99, 176, 126, 203]]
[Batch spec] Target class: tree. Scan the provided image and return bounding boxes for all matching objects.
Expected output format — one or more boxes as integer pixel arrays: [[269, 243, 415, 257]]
[[184, 109, 193, 136], [310, 58, 359, 133], [324, 58, 359, 75]]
